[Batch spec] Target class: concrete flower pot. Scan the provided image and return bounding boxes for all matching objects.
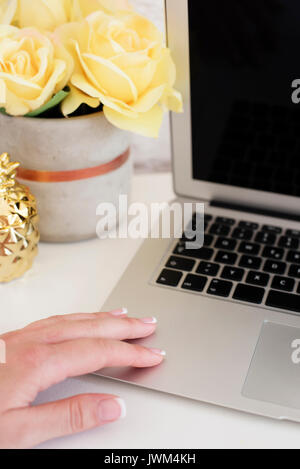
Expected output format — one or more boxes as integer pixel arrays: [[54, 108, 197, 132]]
[[0, 112, 132, 243]]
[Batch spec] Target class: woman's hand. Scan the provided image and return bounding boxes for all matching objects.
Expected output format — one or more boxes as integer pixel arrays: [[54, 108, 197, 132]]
[[0, 309, 164, 449]]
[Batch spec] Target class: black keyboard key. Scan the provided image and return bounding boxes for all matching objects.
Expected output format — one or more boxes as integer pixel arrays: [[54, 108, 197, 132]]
[[287, 251, 300, 264], [239, 242, 260, 255], [192, 247, 214, 260], [262, 225, 282, 234], [215, 250, 238, 265], [232, 228, 253, 241], [215, 237, 237, 251], [239, 255, 262, 270], [233, 284, 265, 304], [166, 256, 195, 272], [221, 266, 245, 282], [271, 276, 295, 292], [182, 274, 207, 293], [174, 244, 214, 261], [262, 246, 284, 260], [197, 262, 220, 276], [255, 231, 277, 245], [263, 260, 286, 275], [207, 279, 233, 298], [246, 271, 270, 287], [239, 221, 259, 230], [210, 223, 231, 236], [279, 236, 299, 250], [173, 243, 187, 256], [216, 217, 236, 226], [289, 264, 300, 279], [266, 290, 300, 313], [157, 269, 183, 287], [203, 235, 214, 247], [286, 229, 300, 238]]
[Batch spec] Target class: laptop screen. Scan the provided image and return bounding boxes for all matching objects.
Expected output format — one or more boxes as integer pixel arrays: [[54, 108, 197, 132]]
[[189, 0, 300, 197]]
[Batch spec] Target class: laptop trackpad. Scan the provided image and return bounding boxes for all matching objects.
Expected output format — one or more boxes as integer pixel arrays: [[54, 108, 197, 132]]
[[243, 322, 300, 410]]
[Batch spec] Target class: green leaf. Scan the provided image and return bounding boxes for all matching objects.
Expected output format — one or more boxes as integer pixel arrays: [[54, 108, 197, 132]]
[[0, 108, 9, 116], [25, 87, 70, 118]]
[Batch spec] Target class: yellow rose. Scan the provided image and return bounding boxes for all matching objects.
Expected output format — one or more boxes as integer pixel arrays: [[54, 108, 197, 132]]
[[4, 0, 130, 30], [0, 0, 17, 24], [15, 0, 70, 31], [0, 25, 73, 116], [69, 0, 131, 20], [58, 11, 183, 137]]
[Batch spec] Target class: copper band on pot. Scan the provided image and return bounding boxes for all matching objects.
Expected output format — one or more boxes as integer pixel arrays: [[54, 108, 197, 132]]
[[16, 148, 130, 183]]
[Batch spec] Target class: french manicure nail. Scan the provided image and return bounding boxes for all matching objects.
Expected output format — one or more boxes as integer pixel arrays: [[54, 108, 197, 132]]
[[140, 317, 157, 324], [110, 308, 128, 316], [98, 398, 127, 423], [150, 348, 166, 357]]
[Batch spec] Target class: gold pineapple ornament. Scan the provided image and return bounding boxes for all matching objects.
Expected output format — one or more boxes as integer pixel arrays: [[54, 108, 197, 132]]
[[0, 153, 39, 283]]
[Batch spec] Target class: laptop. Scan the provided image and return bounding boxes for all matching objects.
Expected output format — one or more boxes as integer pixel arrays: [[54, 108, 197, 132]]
[[98, 0, 300, 422]]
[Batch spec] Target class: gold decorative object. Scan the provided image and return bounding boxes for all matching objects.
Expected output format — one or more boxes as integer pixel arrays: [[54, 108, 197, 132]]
[[0, 153, 39, 283]]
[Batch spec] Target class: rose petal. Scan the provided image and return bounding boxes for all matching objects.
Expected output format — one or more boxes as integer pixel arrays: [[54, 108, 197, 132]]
[[73, 40, 107, 94], [112, 52, 157, 96], [62, 84, 99, 116], [0, 71, 42, 100], [4, 88, 30, 115], [104, 103, 164, 138], [71, 72, 137, 117], [27, 59, 66, 109], [161, 86, 183, 113], [150, 48, 177, 88], [131, 84, 165, 113], [97, 0, 131, 13], [0, 0, 17, 25], [122, 12, 163, 46], [83, 52, 138, 102], [17, 0, 69, 30]]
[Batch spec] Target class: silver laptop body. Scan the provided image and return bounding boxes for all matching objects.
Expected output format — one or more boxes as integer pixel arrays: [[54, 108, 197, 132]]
[[98, 0, 300, 422]]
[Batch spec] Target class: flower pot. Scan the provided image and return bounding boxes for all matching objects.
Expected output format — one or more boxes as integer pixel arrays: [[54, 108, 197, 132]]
[[0, 112, 132, 243]]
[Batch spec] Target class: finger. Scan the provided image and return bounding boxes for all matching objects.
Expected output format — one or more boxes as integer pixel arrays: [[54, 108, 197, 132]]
[[42, 339, 166, 389], [39, 316, 158, 344], [53, 309, 129, 321], [0, 394, 126, 449], [25, 309, 128, 330]]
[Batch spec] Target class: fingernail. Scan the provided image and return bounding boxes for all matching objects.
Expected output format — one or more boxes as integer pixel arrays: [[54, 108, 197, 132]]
[[110, 308, 128, 317], [140, 317, 157, 324], [149, 348, 166, 357], [98, 398, 127, 423]]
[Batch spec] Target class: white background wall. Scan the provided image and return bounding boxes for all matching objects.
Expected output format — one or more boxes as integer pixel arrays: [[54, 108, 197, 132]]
[[130, 0, 172, 173], [131, 0, 164, 30]]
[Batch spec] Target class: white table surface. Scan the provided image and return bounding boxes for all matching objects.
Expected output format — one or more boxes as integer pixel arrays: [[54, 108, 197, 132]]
[[2, 173, 300, 450]]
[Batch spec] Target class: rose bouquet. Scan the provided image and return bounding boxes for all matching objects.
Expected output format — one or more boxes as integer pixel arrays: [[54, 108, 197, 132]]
[[0, 0, 182, 137]]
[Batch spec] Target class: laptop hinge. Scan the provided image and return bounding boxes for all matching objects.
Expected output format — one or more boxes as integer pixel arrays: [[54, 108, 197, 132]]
[[210, 200, 300, 223]]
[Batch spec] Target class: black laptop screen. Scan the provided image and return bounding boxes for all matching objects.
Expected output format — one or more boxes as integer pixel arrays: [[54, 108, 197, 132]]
[[189, 0, 300, 197]]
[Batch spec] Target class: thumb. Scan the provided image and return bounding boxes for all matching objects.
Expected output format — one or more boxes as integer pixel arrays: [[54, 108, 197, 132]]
[[1, 394, 126, 448]]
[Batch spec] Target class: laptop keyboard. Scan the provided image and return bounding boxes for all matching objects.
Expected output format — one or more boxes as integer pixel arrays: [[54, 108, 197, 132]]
[[155, 214, 300, 315]]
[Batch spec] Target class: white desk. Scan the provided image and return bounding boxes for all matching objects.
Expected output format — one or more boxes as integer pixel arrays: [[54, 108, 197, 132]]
[[2, 173, 300, 449]]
